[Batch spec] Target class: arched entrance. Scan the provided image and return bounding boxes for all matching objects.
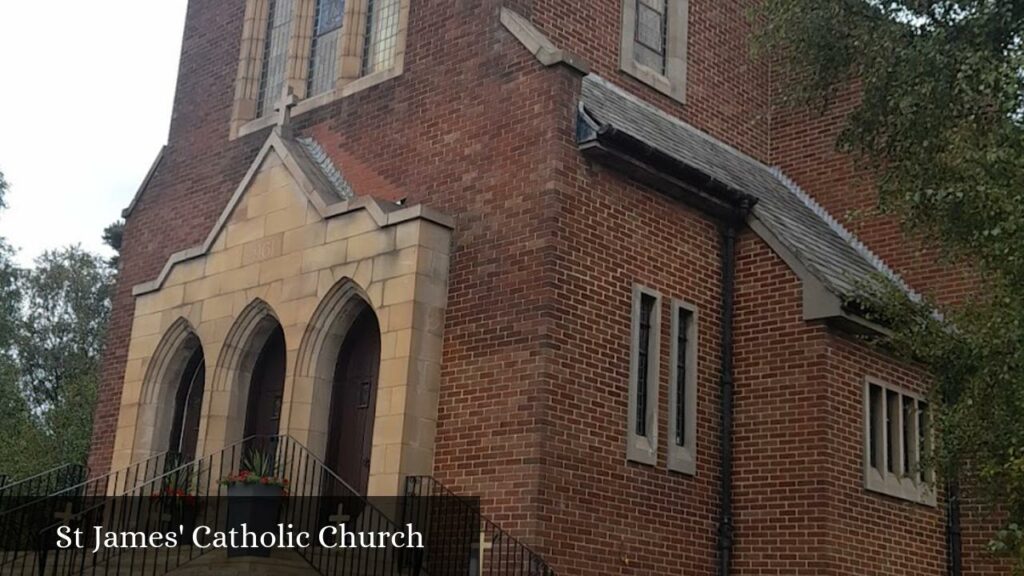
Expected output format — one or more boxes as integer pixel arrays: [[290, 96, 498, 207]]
[[325, 305, 381, 495], [244, 324, 287, 441], [167, 346, 205, 462]]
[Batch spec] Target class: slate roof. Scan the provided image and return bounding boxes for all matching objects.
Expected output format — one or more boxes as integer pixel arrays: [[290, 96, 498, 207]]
[[287, 136, 356, 201], [578, 74, 910, 301]]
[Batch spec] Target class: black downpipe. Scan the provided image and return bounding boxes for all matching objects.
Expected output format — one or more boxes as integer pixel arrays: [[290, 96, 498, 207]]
[[947, 481, 963, 576], [718, 199, 749, 576]]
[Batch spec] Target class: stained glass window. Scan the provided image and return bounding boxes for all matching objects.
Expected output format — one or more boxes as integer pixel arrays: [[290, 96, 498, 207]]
[[308, 0, 346, 96], [258, 0, 295, 117], [362, 0, 401, 75]]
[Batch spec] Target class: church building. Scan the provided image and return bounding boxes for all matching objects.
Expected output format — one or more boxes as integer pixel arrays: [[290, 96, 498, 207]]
[[81, 0, 1006, 574]]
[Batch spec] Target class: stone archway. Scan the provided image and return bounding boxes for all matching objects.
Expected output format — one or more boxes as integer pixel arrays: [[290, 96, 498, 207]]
[[135, 318, 205, 463], [206, 298, 284, 451], [168, 345, 206, 462], [293, 279, 373, 461], [325, 302, 381, 495]]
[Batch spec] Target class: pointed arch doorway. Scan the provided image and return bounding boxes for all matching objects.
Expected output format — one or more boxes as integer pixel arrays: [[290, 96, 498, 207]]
[[325, 305, 381, 495], [167, 346, 205, 462], [244, 325, 287, 442]]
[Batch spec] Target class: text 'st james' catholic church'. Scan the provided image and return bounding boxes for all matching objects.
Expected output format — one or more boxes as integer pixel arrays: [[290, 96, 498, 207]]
[[78, 0, 1008, 574]]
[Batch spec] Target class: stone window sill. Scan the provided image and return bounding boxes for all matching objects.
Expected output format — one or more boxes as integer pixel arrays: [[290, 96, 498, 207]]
[[865, 468, 937, 507], [621, 61, 685, 104]]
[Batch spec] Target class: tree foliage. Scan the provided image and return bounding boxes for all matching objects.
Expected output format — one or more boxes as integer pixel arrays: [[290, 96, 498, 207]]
[[18, 248, 112, 409], [0, 170, 113, 479], [102, 220, 124, 269], [757, 0, 1024, 568]]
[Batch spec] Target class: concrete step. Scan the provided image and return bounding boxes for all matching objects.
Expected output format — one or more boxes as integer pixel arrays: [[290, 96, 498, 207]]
[[166, 549, 317, 576]]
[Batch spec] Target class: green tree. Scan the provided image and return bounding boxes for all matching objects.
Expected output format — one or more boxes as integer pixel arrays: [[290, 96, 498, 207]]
[[0, 169, 114, 479], [0, 170, 47, 479], [102, 220, 124, 269], [757, 0, 1024, 568], [17, 247, 112, 467]]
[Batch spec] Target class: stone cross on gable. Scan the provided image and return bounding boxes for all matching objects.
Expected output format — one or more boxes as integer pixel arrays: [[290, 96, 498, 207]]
[[274, 86, 299, 135]]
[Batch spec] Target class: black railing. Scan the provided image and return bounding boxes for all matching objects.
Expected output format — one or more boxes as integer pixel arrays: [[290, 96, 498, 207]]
[[2, 442, 557, 576], [0, 464, 88, 510], [28, 436, 405, 576], [0, 475, 8, 490], [0, 452, 179, 574], [404, 476, 555, 576]]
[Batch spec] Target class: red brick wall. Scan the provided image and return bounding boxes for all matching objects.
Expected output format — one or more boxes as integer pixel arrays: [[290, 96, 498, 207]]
[[768, 86, 976, 307], [532, 0, 772, 162], [93, 2, 581, 560], [91, 0, 1011, 574], [824, 334, 947, 575], [768, 60, 1007, 576], [731, 229, 835, 575], [537, 136, 724, 574]]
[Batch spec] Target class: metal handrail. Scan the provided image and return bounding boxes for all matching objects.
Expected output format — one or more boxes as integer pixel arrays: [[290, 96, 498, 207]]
[[0, 464, 86, 498], [31, 436, 405, 576], [0, 451, 178, 573], [405, 475, 556, 576]]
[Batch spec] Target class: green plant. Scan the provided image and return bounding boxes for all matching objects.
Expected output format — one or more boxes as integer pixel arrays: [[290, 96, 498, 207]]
[[221, 448, 289, 493]]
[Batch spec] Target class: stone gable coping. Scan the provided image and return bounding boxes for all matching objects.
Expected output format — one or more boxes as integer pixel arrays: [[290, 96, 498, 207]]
[[122, 146, 167, 218], [499, 7, 590, 75], [132, 131, 454, 297]]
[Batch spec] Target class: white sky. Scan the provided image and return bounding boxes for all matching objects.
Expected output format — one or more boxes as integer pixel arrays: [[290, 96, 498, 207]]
[[0, 1, 189, 266]]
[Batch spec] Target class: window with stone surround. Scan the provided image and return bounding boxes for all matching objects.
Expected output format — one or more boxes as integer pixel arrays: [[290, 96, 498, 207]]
[[619, 0, 688, 103], [864, 378, 936, 505], [232, 0, 409, 138], [628, 285, 661, 465], [668, 300, 697, 475]]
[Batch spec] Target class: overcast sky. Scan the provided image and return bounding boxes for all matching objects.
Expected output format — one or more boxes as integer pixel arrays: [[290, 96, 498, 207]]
[[0, 1, 189, 266]]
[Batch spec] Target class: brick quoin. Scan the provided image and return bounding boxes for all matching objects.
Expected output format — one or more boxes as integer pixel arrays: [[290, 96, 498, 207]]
[[89, 0, 1010, 573]]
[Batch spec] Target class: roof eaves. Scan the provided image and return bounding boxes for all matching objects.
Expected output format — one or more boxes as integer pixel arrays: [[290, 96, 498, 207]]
[[122, 146, 166, 218]]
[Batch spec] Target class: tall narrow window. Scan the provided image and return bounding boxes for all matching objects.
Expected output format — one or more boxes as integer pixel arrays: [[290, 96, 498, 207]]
[[258, 0, 295, 117], [619, 0, 689, 102], [627, 286, 660, 465], [886, 389, 900, 475], [902, 396, 913, 475], [362, 0, 401, 75], [668, 301, 697, 475], [918, 402, 933, 483], [868, 383, 882, 470], [634, 0, 668, 74], [308, 0, 346, 97], [864, 378, 935, 505], [672, 310, 685, 446], [636, 294, 655, 436]]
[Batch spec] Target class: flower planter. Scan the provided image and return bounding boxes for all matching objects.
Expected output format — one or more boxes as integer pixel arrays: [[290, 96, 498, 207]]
[[225, 483, 284, 557]]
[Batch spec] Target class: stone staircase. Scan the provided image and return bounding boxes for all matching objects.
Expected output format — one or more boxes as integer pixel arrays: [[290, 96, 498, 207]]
[[0, 548, 321, 576], [166, 550, 317, 575], [0, 438, 555, 576]]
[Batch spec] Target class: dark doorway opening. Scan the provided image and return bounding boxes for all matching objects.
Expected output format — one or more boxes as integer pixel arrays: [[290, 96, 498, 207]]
[[168, 346, 205, 463], [244, 325, 287, 442], [324, 306, 381, 496]]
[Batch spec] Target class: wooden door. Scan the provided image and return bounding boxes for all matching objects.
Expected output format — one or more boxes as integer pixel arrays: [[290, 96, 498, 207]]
[[170, 348, 205, 462], [244, 326, 286, 441], [325, 307, 381, 495]]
